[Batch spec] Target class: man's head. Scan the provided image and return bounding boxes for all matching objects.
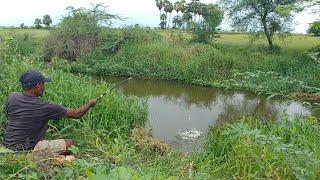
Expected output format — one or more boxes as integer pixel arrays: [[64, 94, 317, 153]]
[[19, 70, 51, 96]]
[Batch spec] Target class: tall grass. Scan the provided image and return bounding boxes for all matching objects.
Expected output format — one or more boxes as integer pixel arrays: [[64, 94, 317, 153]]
[[1, 28, 320, 179], [0, 39, 148, 178], [73, 29, 320, 97], [200, 117, 320, 179]]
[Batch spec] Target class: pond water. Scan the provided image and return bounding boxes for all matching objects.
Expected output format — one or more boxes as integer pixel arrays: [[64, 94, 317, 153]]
[[101, 77, 312, 152]]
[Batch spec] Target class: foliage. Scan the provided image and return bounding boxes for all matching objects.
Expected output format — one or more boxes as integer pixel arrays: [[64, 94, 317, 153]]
[[73, 30, 320, 96], [0, 34, 42, 60], [220, 0, 304, 48], [308, 21, 320, 36], [20, 23, 25, 29], [42, 4, 118, 61], [212, 70, 320, 98], [34, 18, 42, 29], [204, 117, 320, 178], [191, 3, 223, 43], [1, 29, 320, 179], [308, 44, 320, 66], [42, 14, 52, 28]]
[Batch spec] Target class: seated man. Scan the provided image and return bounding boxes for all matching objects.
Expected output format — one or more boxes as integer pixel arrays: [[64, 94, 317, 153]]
[[2, 70, 97, 153]]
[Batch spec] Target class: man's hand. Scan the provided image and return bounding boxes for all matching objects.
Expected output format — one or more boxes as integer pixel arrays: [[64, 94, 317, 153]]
[[88, 99, 97, 107]]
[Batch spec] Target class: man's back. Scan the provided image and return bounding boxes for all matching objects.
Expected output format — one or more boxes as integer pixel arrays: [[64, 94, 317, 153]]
[[2, 92, 66, 151]]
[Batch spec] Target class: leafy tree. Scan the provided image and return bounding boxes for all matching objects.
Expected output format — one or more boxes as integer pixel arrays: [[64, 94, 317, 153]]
[[220, 0, 305, 49], [191, 3, 223, 43], [34, 18, 42, 29], [20, 23, 25, 29], [308, 21, 320, 35], [43, 14, 52, 28]]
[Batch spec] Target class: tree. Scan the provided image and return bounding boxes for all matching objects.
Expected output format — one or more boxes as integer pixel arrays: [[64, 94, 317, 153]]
[[160, 13, 167, 29], [191, 3, 223, 43], [164, 0, 173, 28], [172, 15, 183, 29], [20, 23, 25, 29], [43, 14, 52, 28], [220, 0, 305, 49], [188, 0, 201, 22], [155, 0, 164, 18], [182, 10, 192, 29], [156, 0, 164, 28], [174, 0, 186, 15], [34, 18, 42, 29], [308, 21, 320, 35]]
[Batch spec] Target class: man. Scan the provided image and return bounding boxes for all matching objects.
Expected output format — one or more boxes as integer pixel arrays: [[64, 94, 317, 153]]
[[2, 70, 97, 153]]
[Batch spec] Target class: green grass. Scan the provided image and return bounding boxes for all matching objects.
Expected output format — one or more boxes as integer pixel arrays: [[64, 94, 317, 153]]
[[1, 28, 320, 179], [71, 29, 320, 98]]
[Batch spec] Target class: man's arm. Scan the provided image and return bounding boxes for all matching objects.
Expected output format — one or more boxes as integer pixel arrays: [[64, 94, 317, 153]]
[[64, 99, 97, 119]]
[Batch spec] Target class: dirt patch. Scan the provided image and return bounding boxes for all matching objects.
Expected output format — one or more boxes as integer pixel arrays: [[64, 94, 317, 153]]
[[130, 127, 169, 154]]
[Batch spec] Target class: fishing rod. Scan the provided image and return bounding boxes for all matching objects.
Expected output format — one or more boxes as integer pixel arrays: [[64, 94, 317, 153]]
[[96, 76, 132, 100]]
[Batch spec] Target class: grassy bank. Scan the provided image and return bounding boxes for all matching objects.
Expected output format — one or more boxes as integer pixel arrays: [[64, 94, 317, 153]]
[[69, 28, 320, 98], [1, 29, 320, 179]]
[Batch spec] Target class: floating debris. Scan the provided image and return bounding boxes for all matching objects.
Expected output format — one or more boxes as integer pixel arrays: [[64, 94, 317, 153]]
[[178, 128, 202, 140]]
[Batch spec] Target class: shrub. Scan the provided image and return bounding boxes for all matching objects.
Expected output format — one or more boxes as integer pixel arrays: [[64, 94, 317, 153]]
[[43, 4, 118, 61], [308, 21, 320, 36]]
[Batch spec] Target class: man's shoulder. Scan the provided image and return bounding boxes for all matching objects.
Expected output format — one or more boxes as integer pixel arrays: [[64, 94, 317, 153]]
[[8, 92, 22, 99]]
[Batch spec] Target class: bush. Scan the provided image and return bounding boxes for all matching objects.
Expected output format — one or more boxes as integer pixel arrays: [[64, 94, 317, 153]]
[[43, 4, 118, 61], [308, 45, 320, 66], [308, 21, 320, 36]]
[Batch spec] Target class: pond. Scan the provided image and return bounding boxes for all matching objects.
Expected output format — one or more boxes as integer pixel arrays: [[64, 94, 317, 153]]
[[101, 76, 312, 152]]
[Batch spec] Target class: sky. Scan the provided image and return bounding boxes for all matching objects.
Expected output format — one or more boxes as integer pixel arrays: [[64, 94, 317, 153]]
[[0, 0, 318, 34]]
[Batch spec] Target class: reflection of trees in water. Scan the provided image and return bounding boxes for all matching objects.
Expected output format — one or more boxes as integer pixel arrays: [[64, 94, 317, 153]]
[[119, 78, 219, 109], [212, 94, 286, 128], [101, 76, 309, 126]]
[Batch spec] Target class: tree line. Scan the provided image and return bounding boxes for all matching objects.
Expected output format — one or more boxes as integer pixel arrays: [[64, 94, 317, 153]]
[[19, 14, 52, 29], [156, 0, 320, 48]]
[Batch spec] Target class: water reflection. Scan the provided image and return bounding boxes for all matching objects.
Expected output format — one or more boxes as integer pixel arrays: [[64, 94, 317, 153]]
[[100, 77, 312, 151]]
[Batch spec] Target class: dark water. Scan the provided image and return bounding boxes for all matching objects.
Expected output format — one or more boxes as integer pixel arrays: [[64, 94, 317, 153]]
[[100, 77, 312, 151]]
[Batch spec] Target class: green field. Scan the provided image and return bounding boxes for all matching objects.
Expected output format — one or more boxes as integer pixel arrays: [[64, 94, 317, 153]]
[[1, 28, 320, 179]]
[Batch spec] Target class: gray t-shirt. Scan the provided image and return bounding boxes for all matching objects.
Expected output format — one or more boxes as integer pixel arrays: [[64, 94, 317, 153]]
[[2, 92, 67, 151]]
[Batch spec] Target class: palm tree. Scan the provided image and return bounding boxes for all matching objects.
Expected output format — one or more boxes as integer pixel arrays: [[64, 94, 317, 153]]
[[198, 3, 207, 23], [172, 15, 183, 29], [155, 0, 164, 26], [174, 0, 186, 16], [160, 13, 167, 29], [164, 0, 173, 29], [182, 11, 192, 29], [188, 0, 201, 22]]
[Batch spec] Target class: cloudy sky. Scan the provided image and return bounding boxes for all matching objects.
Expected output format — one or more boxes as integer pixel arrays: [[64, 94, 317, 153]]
[[0, 0, 318, 33]]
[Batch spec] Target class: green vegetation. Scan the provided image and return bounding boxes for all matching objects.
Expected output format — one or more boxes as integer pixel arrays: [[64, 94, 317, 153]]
[[0, 1, 320, 177], [308, 21, 320, 36], [220, 0, 306, 49], [1, 43, 320, 178], [69, 29, 320, 98]]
